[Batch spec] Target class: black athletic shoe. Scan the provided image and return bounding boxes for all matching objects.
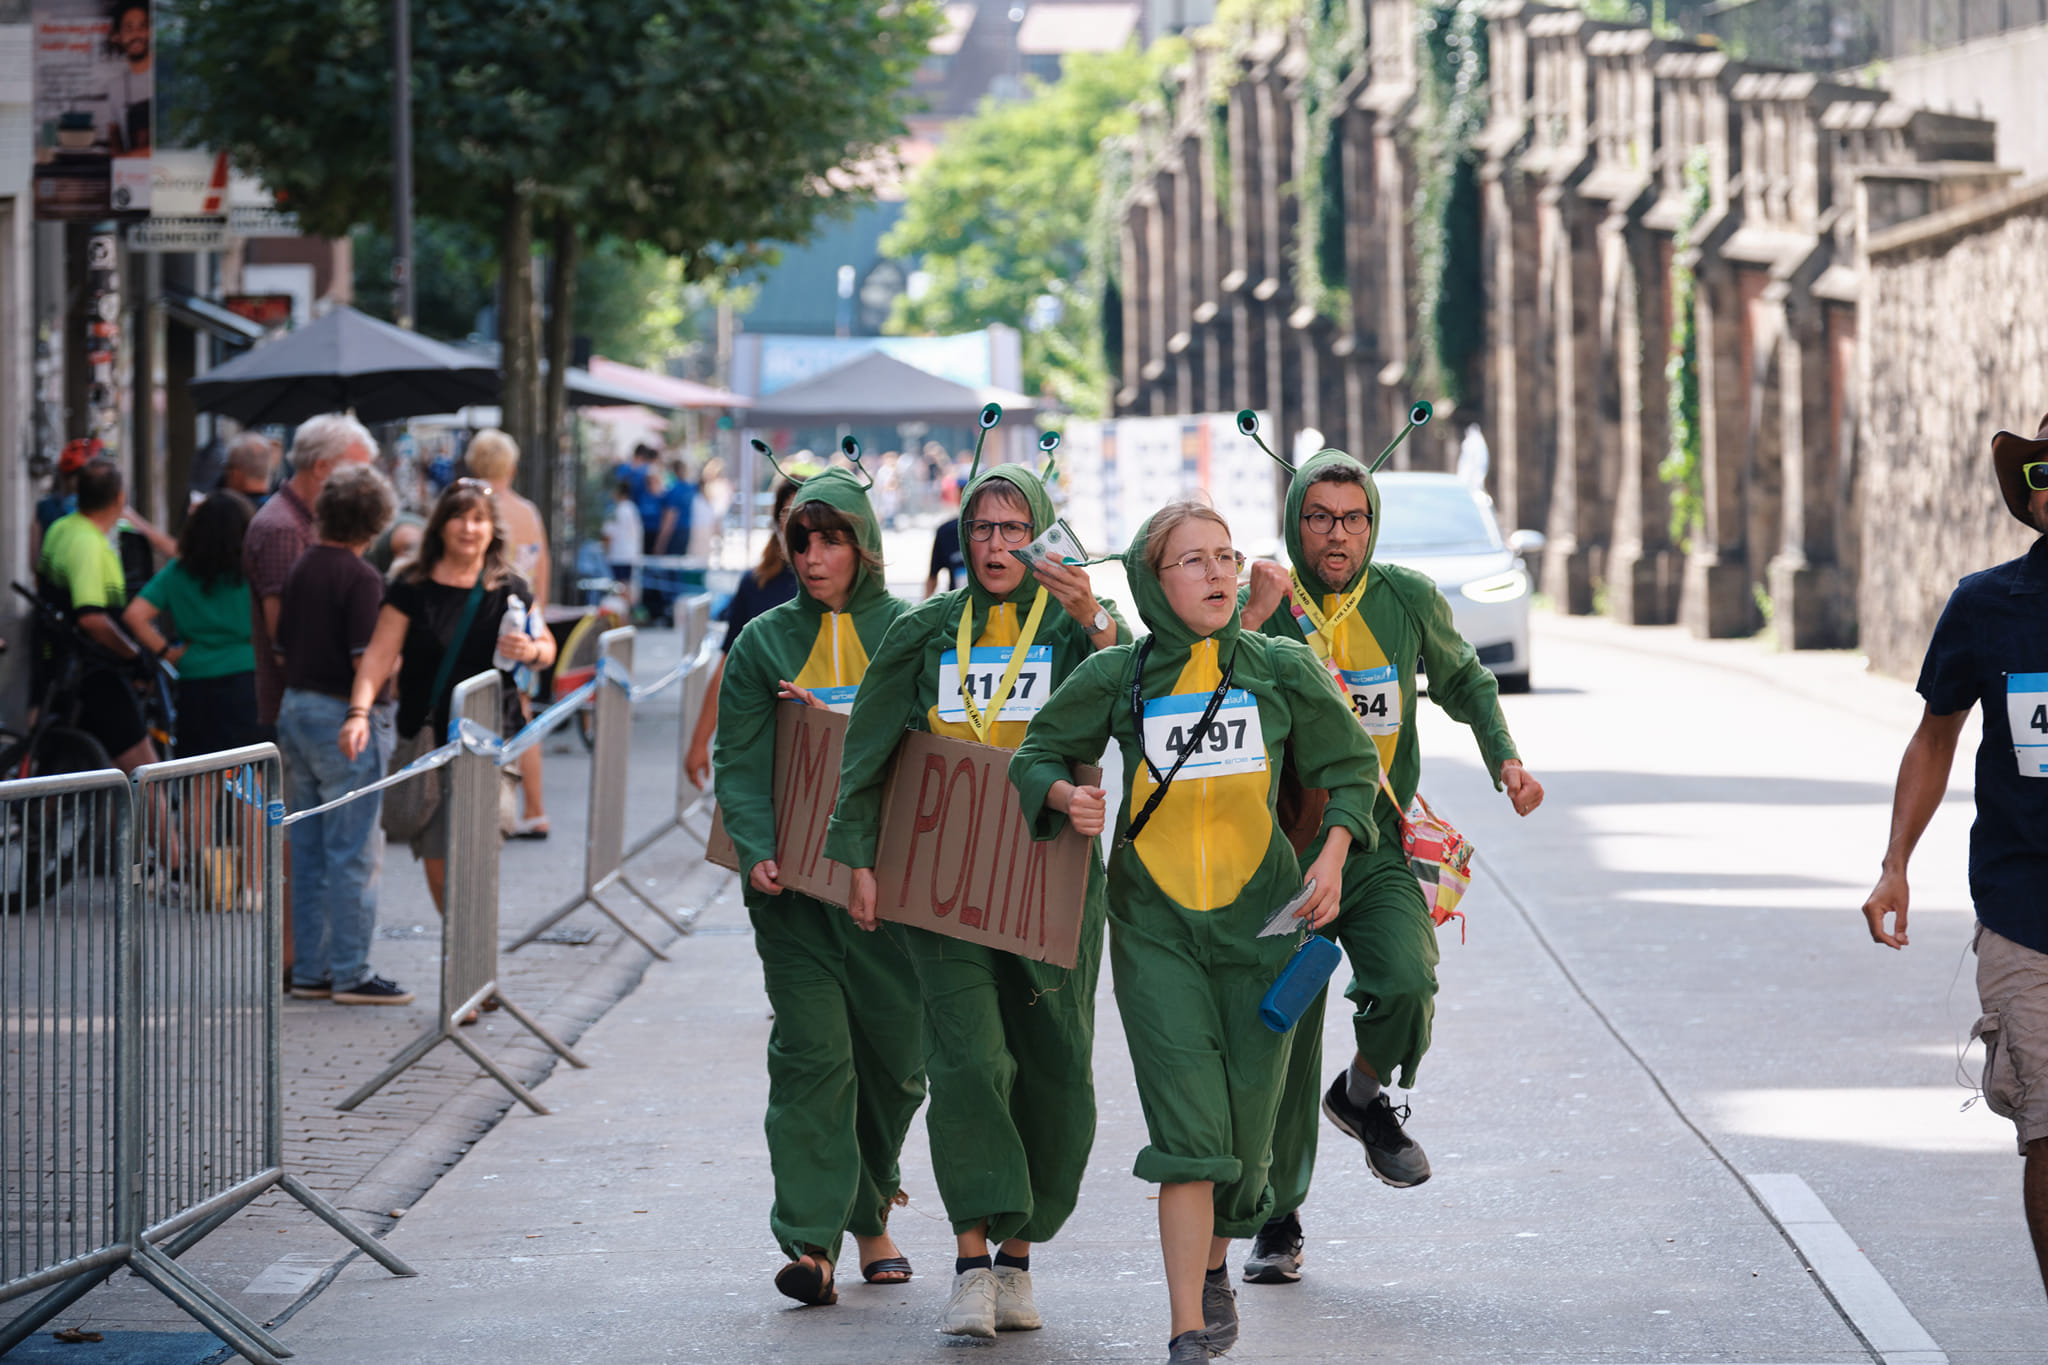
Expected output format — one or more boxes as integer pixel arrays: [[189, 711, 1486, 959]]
[[1202, 1269, 1238, 1352], [1243, 1211, 1304, 1284], [332, 974, 416, 1006], [1321, 1073, 1432, 1188]]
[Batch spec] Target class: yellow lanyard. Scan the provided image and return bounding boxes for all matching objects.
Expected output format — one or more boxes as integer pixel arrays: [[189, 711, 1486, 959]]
[[954, 588, 1050, 745], [1288, 568, 1369, 653]]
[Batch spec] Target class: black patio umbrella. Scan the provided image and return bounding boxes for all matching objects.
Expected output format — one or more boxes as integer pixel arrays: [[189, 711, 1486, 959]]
[[187, 305, 501, 426]]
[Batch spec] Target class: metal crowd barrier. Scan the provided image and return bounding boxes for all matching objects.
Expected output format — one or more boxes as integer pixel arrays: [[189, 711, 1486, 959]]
[[0, 749, 412, 1365], [339, 673, 587, 1116], [510, 604, 721, 956], [622, 594, 717, 861]]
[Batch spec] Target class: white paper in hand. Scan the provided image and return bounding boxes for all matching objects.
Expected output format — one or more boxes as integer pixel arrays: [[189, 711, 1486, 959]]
[[1259, 879, 1317, 937]]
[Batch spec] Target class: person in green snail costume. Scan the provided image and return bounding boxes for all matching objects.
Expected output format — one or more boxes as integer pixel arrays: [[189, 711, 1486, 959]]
[[823, 423, 1129, 1341], [1010, 500, 1382, 1364], [711, 461, 928, 1308], [1233, 427, 1545, 1287]]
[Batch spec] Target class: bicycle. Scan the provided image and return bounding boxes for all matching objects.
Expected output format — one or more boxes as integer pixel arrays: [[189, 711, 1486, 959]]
[[2, 581, 177, 910]]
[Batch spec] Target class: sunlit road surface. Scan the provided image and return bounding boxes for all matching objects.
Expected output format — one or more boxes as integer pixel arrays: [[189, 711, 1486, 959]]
[[275, 611, 2042, 1364]]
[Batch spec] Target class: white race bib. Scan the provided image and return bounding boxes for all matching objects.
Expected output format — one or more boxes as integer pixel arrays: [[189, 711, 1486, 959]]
[[1141, 688, 1268, 779], [2008, 673, 2048, 777], [935, 646, 1053, 724], [1338, 663, 1400, 737], [812, 684, 859, 715]]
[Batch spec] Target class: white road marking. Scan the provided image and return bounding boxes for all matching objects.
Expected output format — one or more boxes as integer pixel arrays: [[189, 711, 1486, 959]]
[[1747, 1173, 1947, 1365], [243, 1251, 332, 1296]]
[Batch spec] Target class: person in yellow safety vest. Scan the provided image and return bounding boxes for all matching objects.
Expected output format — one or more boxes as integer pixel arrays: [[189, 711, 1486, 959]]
[[1235, 446, 1544, 1285], [824, 458, 1128, 1341], [1010, 500, 1382, 1364], [711, 467, 927, 1308]]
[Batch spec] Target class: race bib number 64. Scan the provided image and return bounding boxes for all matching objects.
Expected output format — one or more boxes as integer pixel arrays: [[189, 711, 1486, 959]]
[[2008, 673, 2048, 777]]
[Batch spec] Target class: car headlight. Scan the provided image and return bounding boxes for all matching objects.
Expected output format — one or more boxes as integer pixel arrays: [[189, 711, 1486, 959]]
[[1460, 568, 1529, 604]]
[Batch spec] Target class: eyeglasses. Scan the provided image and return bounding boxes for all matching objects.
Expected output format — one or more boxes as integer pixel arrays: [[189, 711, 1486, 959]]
[[1165, 550, 1246, 578], [2026, 462, 2048, 492], [1301, 509, 1370, 535], [965, 519, 1032, 545]]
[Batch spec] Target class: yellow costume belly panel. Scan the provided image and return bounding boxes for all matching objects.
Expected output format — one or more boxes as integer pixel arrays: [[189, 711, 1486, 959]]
[[1129, 640, 1271, 912], [792, 610, 871, 702]]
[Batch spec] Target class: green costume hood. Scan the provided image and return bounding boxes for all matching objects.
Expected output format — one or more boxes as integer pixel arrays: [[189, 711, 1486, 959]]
[[1282, 450, 1383, 596], [958, 463, 1057, 634], [1122, 509, 1243, 688], [788, 468, 890, 617]]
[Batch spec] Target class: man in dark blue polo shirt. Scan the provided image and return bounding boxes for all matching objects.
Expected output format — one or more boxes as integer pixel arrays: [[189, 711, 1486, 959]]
[[1863, 412, 2048, 1302]]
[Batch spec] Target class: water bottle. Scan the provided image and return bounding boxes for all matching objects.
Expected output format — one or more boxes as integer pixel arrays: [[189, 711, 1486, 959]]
[[492, 594, 525, 672], [1259, 935, 1342, 1033]]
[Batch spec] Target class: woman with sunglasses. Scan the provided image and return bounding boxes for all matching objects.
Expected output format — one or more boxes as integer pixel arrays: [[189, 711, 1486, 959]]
[[824, 459, 1127, 1340], [712, 467, 928, 1308], [1009, 500, 1380, 1364], [341, 479, 555, 915]]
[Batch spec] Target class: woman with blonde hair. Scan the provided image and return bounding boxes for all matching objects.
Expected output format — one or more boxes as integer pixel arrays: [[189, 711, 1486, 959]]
[[1010, 500, 1380, 1363], [463, 429, 552, 838]]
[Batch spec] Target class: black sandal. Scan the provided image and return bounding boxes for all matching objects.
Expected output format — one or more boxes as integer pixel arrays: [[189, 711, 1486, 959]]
[[861, 1255, 912, 1285], [774, 1253, 836, 1306]]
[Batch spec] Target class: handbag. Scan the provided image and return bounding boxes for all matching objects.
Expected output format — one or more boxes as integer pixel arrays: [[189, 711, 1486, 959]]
[[1381, 773, 1474, 940], [380, 574, 488, 843]]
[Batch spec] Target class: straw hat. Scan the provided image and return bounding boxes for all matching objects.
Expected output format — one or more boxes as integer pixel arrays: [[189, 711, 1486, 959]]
[[1992, 413, 2048, 531]]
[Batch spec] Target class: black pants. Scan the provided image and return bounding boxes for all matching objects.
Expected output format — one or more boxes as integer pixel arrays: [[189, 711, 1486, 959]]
[[176, 671, 261, 758]]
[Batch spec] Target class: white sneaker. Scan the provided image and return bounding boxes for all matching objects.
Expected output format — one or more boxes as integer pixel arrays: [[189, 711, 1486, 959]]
[[940, 1266, 999, 1338], [993, 1265, 1043, 1331]]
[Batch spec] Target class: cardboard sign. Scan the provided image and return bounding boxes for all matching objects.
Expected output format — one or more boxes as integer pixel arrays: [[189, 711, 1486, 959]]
[[706, 703, 1097, 969]]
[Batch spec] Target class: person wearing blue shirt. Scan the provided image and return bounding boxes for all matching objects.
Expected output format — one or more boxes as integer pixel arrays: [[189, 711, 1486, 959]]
[[1863, 411, 2048, 1303]]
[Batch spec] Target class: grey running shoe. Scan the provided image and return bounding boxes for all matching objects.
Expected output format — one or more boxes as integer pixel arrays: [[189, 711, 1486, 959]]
[[993, 1265, 1043, 1331], [940, 1266, 998, 1338], [1202, 1271, 1239, 1352], [1243, 1211, 1304, 1284], [1167, 1328, 1222, 1363], [1322, 1073, 1432, 1187]]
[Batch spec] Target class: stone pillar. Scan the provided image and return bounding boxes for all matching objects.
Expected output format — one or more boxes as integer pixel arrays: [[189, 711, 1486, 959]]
[[1603, 215, 1679, 623], [1681, 255, 1760, 636], [1538, 186, 1605, 614], [1767, 284, 1851, 647]]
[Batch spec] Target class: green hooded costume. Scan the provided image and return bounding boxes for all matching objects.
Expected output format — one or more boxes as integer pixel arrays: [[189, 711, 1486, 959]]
[[1010, 508, 1381, 1237], [1255, 449, 1521, 1219], [822, 462, 1129, 1246], [712, 469, 927, 1264]]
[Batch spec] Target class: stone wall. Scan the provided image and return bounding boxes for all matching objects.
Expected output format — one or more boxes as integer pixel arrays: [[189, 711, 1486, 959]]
[[1859, 179, 2048, 679]]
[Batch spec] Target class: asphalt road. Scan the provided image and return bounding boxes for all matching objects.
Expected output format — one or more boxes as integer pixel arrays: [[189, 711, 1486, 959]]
[[269, 611, 2042, 1364]]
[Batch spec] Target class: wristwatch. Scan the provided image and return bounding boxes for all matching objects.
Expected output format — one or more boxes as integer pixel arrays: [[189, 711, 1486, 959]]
[[1089, 608, 1110, 634]]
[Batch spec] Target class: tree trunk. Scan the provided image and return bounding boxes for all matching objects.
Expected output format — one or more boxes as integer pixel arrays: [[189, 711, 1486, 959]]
[[498, 189, 543, 500], [541, 217, 580, 605]]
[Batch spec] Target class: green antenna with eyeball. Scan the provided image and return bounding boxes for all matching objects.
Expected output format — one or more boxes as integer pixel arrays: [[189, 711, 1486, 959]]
[[1036, 429, 1062, 483], [1367, 401, 1433, 474], [967, 403, 1002, 480], [1237, 410, 1293, 472], [750, 436, 797, 483], [839, 434, 876, 489]]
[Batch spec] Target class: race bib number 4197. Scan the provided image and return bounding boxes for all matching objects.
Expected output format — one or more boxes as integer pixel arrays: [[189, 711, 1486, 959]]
[[1141, 689, 1268, 779], [935, 646, 1053, 724], [2008, 673, 2048, 777]]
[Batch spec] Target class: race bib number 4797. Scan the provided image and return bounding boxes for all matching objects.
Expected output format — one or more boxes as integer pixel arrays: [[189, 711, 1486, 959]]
[[935, 646, 1053, 724], [2008, 673, 2048, 777], [1141, 689, 1268, 779]]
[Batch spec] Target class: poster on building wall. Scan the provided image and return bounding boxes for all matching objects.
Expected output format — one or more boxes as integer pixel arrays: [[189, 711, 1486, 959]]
[[33, 0, 151, 220], [1054, 411, 1276, 553]]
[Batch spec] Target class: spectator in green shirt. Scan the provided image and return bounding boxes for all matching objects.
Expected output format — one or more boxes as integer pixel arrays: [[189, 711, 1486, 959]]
[[124, 490, 258, 758], [35, 458, 158, 774]]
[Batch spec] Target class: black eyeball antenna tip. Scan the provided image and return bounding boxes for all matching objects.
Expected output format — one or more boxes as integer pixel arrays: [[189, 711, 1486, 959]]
[[1037, 431, 1061, 453], [1236, 409, 1259, 435], [1409, 400, 1433, 427], [979, 404, 1002, 430]]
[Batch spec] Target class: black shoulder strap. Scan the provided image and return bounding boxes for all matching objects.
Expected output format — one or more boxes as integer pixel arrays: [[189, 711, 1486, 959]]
[[425, 571, 489, 733], [1116, 637, 1235, 850]]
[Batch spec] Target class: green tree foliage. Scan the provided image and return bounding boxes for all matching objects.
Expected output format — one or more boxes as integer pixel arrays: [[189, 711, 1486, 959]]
[[1413, 0, 1489, 409], [351, 217, 497, 341], [882, 44, 1182, 416], [1658, 149, 1712, 546]]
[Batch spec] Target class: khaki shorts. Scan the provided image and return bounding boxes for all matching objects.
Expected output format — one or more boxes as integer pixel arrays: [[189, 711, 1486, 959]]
[[1972, 923, 2048, 1153]]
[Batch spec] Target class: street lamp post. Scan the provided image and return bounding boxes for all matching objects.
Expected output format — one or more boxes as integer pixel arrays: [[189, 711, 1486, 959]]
[[391, 0, 415, 330]]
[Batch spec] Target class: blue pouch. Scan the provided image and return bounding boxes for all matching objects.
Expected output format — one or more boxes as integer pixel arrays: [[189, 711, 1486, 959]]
[[1259, 935, 1342, 1033]]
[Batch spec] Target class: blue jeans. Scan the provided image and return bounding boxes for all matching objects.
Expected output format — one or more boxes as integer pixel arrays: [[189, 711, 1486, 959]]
[[278, 690, 394, 991]]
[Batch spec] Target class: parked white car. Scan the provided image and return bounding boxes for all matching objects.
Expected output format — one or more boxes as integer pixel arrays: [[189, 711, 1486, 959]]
[[1371, 472, 1543, 693]]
